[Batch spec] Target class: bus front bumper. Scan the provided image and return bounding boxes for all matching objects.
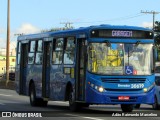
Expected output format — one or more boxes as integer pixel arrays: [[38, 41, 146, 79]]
[[86, 86, 155, 104]]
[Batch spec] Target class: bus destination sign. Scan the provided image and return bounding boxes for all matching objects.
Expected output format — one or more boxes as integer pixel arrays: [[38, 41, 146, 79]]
[[112, 30, 132, 37], [91, 29, 153, 39]]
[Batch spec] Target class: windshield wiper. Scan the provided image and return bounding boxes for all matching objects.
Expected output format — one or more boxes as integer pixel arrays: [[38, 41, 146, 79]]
[[127, 41, 140, 66], [104, 40, 111, 47], [128, 41, 140, 57]]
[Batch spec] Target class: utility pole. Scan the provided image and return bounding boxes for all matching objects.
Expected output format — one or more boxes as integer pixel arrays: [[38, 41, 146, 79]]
[[60, 22, 73, 29], [6, 0, 10, 86], [141, 10, 160, 30]]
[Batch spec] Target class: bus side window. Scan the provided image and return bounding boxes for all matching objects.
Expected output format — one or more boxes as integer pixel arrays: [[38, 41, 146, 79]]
[[30, 41, 36, 52], [64, 37, 75, 64], [52, 38, 63, 64], [28, 41, 36, 64], [17, 42, 21, 65], [35, 40, 43, 64]]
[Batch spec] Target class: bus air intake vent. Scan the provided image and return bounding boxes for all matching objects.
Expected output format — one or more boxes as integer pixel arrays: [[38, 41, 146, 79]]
[[101, 78, 146, 83], [105, 88, 142, 91]]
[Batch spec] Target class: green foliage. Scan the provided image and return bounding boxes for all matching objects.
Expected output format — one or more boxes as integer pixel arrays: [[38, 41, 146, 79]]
[[154, 21, 160, 45], [155, 21, 160, 32]]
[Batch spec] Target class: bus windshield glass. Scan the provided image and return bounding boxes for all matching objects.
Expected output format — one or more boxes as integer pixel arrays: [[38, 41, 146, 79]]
[[88, 43, 153, 75]]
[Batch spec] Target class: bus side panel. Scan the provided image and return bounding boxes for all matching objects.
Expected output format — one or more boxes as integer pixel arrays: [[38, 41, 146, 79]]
[[15, 65, 28, 95], [50, 65, 64, 100], [50, 65, 75, 101], [22, 67, 27, 95], [26, 65, 43, 98], [15, 65, 20, 93]]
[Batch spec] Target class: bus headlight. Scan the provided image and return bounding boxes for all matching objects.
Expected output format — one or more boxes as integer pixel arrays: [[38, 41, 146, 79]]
[[143, 82, 155, 93], [143, 88, 148, 92], [98, 87, 104, 92], [88, 82, 105, 92]]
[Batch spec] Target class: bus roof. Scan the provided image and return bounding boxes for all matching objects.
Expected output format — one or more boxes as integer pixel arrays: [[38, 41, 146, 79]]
[[17, 24, 152, 41]]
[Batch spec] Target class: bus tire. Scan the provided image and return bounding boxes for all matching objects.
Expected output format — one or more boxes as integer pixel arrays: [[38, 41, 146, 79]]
[[69, 89, 80, 112], [152, 96, 160, 110], [29, 83, 39, 106], [134, 104, 141, 109], [121, 104, 133, 112], [81, 103, 89, 108], [39, 99, 48, 107]]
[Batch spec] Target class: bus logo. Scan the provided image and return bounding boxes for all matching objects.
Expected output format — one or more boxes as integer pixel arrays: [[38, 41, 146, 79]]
[[125, 66, 133, 75]]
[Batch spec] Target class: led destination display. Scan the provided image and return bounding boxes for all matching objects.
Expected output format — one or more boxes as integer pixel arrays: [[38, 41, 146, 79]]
[[91, 29, 153, 39]]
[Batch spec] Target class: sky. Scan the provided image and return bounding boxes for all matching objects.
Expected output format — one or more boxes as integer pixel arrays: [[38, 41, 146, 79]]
[[0, 0, 160, 49]]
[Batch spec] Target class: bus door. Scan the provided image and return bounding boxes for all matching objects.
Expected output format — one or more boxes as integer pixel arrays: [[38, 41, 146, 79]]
[[42, 41, 51, 98], [75, 38, 87, 101], [19, 43, 28, 95]]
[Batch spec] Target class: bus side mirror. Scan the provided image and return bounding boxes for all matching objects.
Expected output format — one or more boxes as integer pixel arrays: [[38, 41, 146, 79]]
[[155, 79, 160, 86]]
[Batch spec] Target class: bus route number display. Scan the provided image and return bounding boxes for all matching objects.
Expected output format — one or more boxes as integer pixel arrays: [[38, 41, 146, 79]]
[[112, 30, 132, 37], [90, 29, 153, 39]]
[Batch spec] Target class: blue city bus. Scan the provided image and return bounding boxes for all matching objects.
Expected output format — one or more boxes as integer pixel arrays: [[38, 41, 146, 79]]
[[15, 25, 155, 112]]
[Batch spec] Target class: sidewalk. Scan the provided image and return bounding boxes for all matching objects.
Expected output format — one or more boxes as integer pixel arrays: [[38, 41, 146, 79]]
[[0, 79, 15, 90]]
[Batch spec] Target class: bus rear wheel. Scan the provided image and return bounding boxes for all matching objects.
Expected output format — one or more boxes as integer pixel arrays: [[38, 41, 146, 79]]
[[39, 99, 48, 107], [69, 89, 80, 111], [29, 83, 48, 107], [121, 104, 133, 112], [29, 83, 38, 106]]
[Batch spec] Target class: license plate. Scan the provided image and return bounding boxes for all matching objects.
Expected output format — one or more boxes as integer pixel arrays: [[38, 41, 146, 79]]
[[118, 96, 130, 100]]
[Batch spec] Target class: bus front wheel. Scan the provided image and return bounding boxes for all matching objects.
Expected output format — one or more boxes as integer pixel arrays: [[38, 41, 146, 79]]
[[121, 104, 133, 112], [152, 96, 160, 110], [134, 104, 141, 109]]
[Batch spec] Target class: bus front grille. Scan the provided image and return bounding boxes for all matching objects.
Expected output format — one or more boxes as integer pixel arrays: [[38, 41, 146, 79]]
[[105, 88, 142, 91], [101, 78, 146, 83]]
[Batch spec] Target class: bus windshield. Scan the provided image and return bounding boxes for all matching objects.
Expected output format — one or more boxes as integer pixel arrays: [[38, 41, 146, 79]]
[[88, 43, 153, 75]]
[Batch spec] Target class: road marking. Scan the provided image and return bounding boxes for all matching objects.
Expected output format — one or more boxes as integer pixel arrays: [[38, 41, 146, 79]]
[[66, 114, 104, 120], [0, 94, 12, 97], [83, 117, 104, 120]]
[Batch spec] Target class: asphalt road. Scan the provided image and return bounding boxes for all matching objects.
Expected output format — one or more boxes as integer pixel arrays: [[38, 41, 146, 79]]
[[0, 89, 160, 120]]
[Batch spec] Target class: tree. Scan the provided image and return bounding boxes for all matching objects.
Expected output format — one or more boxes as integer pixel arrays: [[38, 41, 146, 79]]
[[154, 21, 160, 45], [154, 21, 160, 61]]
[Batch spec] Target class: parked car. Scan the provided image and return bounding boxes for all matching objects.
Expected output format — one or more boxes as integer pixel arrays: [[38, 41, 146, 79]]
[[153, 66, 160, 110], [2, 72, 15, 81], [9, 72, 15, 81]]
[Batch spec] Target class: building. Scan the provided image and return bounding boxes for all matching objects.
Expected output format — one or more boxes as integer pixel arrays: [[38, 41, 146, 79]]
[[0, 48, 16, 77]]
